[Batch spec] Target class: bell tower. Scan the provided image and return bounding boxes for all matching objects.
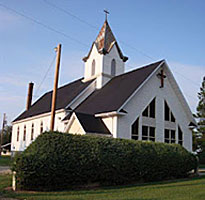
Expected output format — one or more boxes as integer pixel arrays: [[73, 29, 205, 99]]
[[82, 17, 128, 89]]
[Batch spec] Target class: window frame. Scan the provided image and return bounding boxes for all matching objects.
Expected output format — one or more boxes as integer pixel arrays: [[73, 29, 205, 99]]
[[164, 101, 175, 122], [178, 126, 183, 145], [131, 118, 139, 140], [91, 59, 96, 76], [17, 126, 20, 142], [142, 98, 156, 118], [23, 125, 26, 141], [164, 129, 176, 144], [31, 123, 34, 140], [40, 121, 43, 134], [142, 125, 155, 142], [111, 59, 116, 76]]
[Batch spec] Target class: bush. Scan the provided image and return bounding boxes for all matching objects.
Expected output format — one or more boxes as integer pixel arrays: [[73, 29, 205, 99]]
[[12, 132, 197, 191], [198, 151, 205, 164]]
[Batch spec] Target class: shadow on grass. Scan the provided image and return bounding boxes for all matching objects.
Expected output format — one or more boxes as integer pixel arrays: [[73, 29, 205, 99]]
[[5, 175, 205, 199]]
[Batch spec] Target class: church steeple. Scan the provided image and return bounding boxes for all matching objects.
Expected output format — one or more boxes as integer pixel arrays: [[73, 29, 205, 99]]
[[83, 19, 128, 89], [83, 20, 128, 62]]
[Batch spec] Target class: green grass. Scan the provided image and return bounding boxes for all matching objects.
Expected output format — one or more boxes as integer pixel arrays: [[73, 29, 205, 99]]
[[0, 155, 11, 166], [1, 174, 205, 200]]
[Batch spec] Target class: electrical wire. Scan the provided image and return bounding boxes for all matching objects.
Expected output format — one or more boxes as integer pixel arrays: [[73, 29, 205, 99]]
[[43, 0, 201, 89], [0, 2, 201, 98], [0, 3, 89, 48], [43, 0, 98, 30], [43, 0, 156, 61], [34, 54, 56, 97]]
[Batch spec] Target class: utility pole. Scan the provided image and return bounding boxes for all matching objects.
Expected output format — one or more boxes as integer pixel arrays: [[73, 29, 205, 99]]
[[0, 113, 6, 156], [50, 44, 62, 131]]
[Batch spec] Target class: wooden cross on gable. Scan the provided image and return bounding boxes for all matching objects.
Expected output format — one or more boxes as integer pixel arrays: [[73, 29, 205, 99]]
[[157, 69, 166, 88]]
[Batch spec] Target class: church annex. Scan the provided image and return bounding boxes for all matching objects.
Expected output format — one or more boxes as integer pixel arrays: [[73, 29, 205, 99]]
[[11, 19, 196, 153]]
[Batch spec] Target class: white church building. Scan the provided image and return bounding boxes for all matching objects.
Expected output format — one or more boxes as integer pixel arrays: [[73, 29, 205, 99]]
[[11, 19, 196, 153]]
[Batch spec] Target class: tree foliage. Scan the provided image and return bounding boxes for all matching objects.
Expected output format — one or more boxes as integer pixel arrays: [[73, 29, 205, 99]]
[[193, 77, 205, 165], [0, 125, 12, 145], [194, 76, 205, 136]]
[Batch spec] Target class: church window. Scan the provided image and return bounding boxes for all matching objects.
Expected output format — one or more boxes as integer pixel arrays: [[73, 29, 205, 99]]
[[142, 98, 155, 118], [164, 101, 175, 122], [91, 59, 96, 76], [142, 125, 155, 141], [31, 123, 34, 140], [23, 125, 26, 141], [111, 59, 116, 76], [178, 126, 183, 145], [40, 121, 43, 134], [164, 129, 176, 143], [131, 118, 139, 140], [17, 126, 20, 142]]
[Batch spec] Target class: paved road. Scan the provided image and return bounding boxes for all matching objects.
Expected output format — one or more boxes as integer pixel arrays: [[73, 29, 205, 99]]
[[199, 168, 205, 176]]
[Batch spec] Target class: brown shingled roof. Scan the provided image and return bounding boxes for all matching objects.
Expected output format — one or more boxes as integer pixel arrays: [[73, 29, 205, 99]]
[[75, 60, 164, 115], [13, 60, 164, 123], [13, 78, 93, 122]]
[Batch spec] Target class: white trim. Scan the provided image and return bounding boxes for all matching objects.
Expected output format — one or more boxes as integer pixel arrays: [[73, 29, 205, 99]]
[[65, 112, 85, 134], [82, 72, 113, 83], [12, 109, 65, 125], [95, 111, 127, 117], [66, 80, 96, 109], [82, 76, 96, 83], [163, 61, 196, 124], [117, 60, 165, 112]]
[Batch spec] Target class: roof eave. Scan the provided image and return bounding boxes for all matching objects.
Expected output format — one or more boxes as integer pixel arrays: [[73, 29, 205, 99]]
[[95, 111, 127, 117], [116, 60, 165, 112]]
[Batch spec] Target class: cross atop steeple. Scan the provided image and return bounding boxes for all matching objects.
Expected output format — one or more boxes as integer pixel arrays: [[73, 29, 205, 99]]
[[104, 9, 109, 21]]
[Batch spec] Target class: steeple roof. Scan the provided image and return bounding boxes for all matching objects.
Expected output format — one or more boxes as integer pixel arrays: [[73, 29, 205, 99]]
[[83, 20, 128, 62]]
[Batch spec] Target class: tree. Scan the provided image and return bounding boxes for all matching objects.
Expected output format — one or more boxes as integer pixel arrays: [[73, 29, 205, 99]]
[[0, 125, 12, 145], [2, 125, 12, 145], [193, 77, 205, 154], [195, 76, 205, 136]]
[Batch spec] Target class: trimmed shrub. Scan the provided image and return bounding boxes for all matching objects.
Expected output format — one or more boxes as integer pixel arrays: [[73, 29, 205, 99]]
[[198, 151, 205, 164], [12, 132, 197, 191]]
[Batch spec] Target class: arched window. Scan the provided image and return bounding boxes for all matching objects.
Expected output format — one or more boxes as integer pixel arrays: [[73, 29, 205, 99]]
[[40, 121, 43, 134], [23, 125, 26, 141], [91, 59, 95, 76], [17, 126, 20, 142], [31, 123, 34, 140], [111, 59, 116, 76]]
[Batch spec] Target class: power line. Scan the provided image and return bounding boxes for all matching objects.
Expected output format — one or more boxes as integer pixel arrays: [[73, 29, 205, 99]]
[[0, 2, 200, 93], [43, 0, 156, 61], [0, 3, 89, 48], [172, 69, 200, 88], [34, 54, 56, 97], [43, 1, 202, 89], [43, 0, 98, 30], [119, 41, 155, 61]]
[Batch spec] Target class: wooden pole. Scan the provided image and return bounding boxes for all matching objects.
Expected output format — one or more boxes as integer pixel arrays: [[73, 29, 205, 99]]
[[0, 113, 6, 156], [50, 44, 62, 131]]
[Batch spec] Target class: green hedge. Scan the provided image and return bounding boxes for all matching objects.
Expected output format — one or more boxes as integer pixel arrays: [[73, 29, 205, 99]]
[[198, 152, 205, 164], [12, 132, 197, 191]]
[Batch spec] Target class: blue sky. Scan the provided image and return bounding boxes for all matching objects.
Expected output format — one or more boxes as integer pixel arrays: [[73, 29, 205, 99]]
[[0, 0, 204, 125]]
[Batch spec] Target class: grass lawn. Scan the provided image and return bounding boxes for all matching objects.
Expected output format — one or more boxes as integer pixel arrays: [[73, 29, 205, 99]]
[[0, 155, 11, 166], [1, 174, 205, 200]]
